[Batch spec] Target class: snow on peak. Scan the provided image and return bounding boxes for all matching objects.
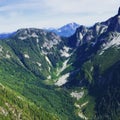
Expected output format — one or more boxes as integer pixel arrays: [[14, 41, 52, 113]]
[[47, 22, 80, 37]]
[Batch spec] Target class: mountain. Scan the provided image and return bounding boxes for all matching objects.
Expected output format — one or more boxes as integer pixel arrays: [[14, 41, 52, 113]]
[[0, 32, 15, 39], [62, 7, 120, 119], [0, 8, 120, 120], [47, 22, 80, 37], [0, 28, 79, 120]]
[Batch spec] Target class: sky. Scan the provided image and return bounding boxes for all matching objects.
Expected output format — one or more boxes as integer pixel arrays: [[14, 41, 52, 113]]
[[0, 0, 119, 33]]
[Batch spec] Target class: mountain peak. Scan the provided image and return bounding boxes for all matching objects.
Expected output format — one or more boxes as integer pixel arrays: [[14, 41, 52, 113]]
[[47, 22, 80, 37], [61, 22, 79, 29], [67, 22, 79, 27], [118, 7, 120, 15]]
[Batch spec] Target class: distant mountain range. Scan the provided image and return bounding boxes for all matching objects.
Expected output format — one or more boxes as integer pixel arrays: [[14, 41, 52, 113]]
[[46, 22, 80, 37], [0, 32, 15, 39], [0, 22, 80, 39], [0, 7, 120, 120]]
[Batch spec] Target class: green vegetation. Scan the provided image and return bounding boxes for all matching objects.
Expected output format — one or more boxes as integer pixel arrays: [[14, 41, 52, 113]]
[[0, 31, 79, 120], [0, 83, 58, 120], [0, 57, 79, 120], [0, 23, 120, 120]]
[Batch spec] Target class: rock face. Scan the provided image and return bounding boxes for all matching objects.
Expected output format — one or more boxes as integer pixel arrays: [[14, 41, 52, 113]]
[[106, 14, 120, 32], [64, 7, 120, 120]]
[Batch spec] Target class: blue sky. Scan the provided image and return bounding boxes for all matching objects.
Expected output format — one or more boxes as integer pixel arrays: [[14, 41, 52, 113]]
[[0, 0, 119, 32]]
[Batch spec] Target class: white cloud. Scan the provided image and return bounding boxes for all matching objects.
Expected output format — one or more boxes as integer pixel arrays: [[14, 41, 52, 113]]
[[43, 0, 119, 15], [0, 0, 119, 32]]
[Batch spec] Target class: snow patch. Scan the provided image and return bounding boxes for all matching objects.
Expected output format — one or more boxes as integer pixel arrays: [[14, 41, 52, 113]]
[[79, 32, 83, 40], [45, 56, 52, 66], [75, 102, 88, 109], [78, 112, 88, 120], [60, 46, 70, 57], [99, 50, 104, 55], [36, 62, 41, 67], [60, 50, 70, 57], [24, 54, 30, 58], [81, 101, 89, 108], [63, 46, 70, 52], [6, 54, 10, 58], [55, 73, 70, 86], [75, 102, 88, 120], [71, 91, 84, 100], [36, 38, 39, 43], [47, 75, 51, 79], [95, 24, 101, 34], [103, 35, 120, 50], [100, 26, 107, 34], [31, 32, 38, 38], [90, 66, 93, 72], [18, 36, 27, 40], [118, 15, 120, 19], [57, 59, 69, 76]]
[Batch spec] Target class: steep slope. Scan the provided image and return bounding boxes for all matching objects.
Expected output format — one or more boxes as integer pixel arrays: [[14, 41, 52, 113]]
[[60, 7, 120, 120], [5, 28, 70, 80], [65, 7, 120, 86]]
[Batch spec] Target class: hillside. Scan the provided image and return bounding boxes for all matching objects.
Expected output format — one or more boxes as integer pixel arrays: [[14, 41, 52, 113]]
[[0, 29, 79, 120], [0, 83, 58, 120]]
